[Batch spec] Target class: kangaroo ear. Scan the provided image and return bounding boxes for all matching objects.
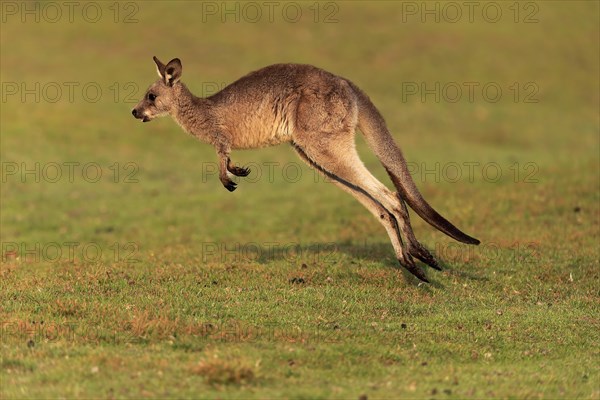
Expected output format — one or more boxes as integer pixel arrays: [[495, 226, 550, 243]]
[[163, 58, 182, 86], [153, 56, 166, 79]]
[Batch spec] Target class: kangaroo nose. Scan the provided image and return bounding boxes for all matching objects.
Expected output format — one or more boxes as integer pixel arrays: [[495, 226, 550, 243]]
[[131, 109, 138, 117]]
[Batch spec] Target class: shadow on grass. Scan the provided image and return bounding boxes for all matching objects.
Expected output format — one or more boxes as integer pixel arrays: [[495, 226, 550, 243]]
[[249, 239, 393, 265], [232, 239, 487, 286]]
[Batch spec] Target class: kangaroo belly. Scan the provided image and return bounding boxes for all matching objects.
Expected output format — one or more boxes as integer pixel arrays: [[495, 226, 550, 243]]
[[227, 94, 298, 149], [230, 126, 293, 149]]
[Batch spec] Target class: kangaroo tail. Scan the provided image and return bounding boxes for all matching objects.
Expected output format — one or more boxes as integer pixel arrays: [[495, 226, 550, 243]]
[[348, 80, 480, 245]]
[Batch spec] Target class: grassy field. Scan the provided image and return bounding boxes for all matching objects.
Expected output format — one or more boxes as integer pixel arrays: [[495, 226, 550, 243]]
[[1, 1, 598, 398]]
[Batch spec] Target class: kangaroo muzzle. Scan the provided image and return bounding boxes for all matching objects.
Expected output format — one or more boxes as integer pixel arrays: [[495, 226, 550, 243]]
[[131, 108, 150, 122]]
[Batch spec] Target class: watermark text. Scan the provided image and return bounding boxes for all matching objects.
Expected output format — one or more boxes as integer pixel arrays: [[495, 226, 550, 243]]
[[1, 1, 139, 24]]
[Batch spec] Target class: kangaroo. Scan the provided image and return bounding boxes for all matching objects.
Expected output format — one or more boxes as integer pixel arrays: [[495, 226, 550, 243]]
[[132, 57, 480, 282]]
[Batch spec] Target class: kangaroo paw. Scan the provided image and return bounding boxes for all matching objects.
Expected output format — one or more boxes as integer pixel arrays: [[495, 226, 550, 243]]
[[229, 165, 251, 177], [409, 241, 441, 271], [398, 255, 429, 283], [227, 157, 251, 177], [222, 179, 237, 192]]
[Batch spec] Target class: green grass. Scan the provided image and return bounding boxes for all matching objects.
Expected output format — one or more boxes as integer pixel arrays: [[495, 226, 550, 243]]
[[1, 1, 598, 398]]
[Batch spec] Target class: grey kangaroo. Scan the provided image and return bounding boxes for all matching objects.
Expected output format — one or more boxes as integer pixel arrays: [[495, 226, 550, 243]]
[[132, 57, 480, 282]]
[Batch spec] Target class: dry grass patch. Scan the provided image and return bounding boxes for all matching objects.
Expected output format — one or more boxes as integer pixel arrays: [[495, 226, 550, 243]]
[[190, 353, 258, 386]]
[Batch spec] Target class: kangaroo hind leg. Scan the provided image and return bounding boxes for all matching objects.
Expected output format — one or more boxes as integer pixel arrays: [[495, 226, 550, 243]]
[[292, 137, 430, 282]]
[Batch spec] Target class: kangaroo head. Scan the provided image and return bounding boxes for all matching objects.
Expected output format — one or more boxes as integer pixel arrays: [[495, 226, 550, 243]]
[[132, 56, 182, 122]]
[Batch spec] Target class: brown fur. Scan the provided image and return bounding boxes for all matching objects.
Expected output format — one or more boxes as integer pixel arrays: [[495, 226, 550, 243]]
[[132, 57, 480, 282]]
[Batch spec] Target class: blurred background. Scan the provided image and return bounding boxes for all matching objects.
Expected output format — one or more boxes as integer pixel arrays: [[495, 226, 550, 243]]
[[1, 0, 598, 260]]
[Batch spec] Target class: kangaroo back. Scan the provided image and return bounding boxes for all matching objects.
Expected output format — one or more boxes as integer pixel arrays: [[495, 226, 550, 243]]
[[348, 81, 480, 245]]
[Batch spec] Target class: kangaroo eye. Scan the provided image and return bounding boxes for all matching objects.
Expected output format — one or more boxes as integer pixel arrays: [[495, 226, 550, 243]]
[[148, 93, 157, 101]]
